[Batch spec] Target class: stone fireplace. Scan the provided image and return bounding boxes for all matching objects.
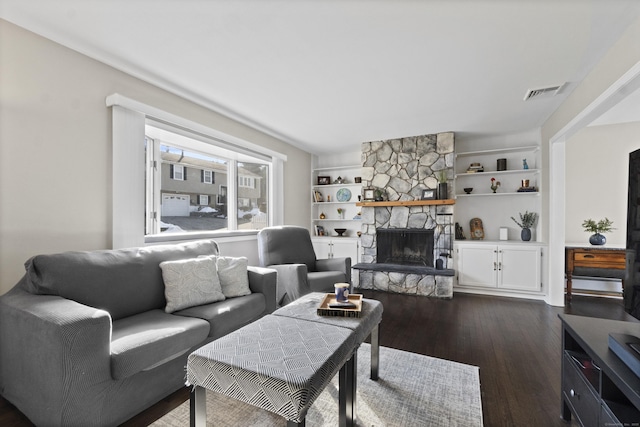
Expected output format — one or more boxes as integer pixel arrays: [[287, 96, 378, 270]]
[[353, 132, 455, 298]]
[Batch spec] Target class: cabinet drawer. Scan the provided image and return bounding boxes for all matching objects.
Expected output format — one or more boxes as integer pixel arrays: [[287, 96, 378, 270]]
[[563, 352, 600, 427], [573, 252, 626, 269]]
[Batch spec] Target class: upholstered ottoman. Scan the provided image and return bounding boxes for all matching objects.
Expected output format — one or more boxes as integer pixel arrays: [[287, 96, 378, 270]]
[[187, 315, 358, 426], [272, 292, 383, 380]]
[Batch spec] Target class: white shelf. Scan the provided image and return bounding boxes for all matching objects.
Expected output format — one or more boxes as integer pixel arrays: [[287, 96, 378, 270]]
[[313, 201, 358, 206], [456, 192, 540, 198], [312, 183, 362, 189], [313, 164, 361, 172], [455, 169, 540, 178], [455, 145, 539, 158]]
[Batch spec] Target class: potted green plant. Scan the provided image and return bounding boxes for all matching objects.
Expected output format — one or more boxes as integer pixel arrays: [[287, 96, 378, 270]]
[[582, 218, 614, 245], [511, 211, 537, 241]]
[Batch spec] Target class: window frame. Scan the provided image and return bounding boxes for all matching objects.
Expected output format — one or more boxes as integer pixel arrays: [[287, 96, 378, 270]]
[[108, 93, 285, 249]]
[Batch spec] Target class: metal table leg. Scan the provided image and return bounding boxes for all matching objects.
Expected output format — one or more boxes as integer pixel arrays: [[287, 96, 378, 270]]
[[190, 386, 207, 427], [339, 350, 357, 427], [371, 323, 379, 380]]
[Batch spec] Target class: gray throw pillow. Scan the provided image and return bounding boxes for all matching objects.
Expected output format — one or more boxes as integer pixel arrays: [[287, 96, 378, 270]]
[[160, 257, 225, 313], [200, 255, 252, 298], [217, 256, 252, 298]]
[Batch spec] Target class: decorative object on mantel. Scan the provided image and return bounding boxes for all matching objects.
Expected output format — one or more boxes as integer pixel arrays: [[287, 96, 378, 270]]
[[582, 217, 615, 245], [374, 188, 385, 202], [437, 170, 448, 200], [511, 211, 537, 241], [469, 218, 485, 240], [363, 186, 375, 201], [455, 222, 466, 240], [421, 188, 437, 200], [490, 177, 501, 193], [464, 187, 473, 194]]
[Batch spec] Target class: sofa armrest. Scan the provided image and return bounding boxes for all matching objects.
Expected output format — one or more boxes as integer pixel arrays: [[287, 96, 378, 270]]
[[266, 264, 311, 306], [316, 257, 352, 284], [0, 286, 112, 426], [247, 266, 277, 314]]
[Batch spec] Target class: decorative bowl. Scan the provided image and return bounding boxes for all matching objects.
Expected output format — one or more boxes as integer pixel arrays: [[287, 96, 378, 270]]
[[334, 228, 347, 237], [464, 187, 473, 194]]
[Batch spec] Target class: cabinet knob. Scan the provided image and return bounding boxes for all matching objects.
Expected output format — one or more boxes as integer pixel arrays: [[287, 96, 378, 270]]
[[570, 389, 579, 399]]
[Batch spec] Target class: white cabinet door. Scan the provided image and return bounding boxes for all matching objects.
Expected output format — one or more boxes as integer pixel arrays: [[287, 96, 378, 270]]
[[457, 244, 497, 288], [312, 240, 332, 259], [330, 239, 359, 263], [498, 245, 541, 291]]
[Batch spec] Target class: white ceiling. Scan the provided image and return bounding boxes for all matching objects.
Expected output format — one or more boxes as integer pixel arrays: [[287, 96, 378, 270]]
[[2, 0, 640, 154]]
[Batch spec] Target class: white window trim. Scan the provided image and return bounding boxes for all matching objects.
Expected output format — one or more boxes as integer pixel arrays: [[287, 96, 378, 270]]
[[108, 93, 286, 249], [203, 169, 213, 184], [199, 194, 209, 205], [171, 164, 185, 180]]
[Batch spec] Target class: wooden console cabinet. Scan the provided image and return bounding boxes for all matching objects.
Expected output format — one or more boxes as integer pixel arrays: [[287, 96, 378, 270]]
[[565, 246, 632, 302], [560, 314, 640, 426]]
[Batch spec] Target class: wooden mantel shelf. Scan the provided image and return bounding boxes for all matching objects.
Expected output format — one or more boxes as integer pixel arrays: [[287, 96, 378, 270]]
[[356, 199, 455, 207]]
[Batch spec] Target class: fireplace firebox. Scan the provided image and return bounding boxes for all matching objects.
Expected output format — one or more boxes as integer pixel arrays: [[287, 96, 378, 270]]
[[376, 228, 435, 267]]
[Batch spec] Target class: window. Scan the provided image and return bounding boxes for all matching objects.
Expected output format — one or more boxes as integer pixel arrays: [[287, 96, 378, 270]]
[[145, 124, 271, 236], [202, 170, 214, 184], [108, 94, 286, 248], [170, 164, 185, 180]]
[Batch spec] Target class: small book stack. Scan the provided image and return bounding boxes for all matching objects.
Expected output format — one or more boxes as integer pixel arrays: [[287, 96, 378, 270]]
[[466, 163, 484, 173]]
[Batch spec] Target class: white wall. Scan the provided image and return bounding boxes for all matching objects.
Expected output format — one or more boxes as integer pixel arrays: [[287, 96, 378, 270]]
[[542, 14, 640, 305], [0, 19, 312, 295], [565, 122, 640, 245]]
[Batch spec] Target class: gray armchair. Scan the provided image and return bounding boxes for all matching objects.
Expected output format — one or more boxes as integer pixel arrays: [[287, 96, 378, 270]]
[[257, 226, 351, 306]]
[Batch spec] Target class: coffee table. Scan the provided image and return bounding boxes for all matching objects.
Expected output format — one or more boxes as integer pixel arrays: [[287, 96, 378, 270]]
[[186, 293, 382, 427]]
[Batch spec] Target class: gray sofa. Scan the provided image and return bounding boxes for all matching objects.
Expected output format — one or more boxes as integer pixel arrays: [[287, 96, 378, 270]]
[[0, 239, 277, 427]]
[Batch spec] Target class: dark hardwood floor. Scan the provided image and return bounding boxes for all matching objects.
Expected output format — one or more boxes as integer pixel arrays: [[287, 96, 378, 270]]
[[1, 291, 634, 426]]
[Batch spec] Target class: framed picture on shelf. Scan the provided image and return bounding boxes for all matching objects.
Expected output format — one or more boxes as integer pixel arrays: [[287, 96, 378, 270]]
[[315, 225, 325, 236], [421, 189, 437, 200], [312, 190, 323, 202], [363, 187, 375, 201], [317, 176, 331, 185]]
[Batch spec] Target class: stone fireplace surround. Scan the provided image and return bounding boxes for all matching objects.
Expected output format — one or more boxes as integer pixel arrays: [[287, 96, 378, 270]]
[[353, 132, 455, 299]]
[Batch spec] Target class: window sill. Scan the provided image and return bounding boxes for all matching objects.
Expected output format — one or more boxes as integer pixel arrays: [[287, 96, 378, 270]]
[[145, 229, 258, 245]]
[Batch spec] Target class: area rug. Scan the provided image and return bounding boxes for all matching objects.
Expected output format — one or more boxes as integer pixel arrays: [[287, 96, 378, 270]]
[[152, 344, 483, 426]]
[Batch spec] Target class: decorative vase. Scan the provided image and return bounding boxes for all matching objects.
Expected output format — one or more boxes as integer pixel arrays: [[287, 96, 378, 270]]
[[521, 228, 531, 241], [438, 182, 448, 200], [589, 233, 606, 245]]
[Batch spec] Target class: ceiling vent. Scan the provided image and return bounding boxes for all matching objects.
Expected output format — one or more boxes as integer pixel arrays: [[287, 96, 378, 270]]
[[523, 84, 564, 101]]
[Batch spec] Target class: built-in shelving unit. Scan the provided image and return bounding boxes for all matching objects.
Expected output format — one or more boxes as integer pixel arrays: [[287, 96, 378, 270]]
[[454, 144, 541, 242], [311, 164, 362, 238]]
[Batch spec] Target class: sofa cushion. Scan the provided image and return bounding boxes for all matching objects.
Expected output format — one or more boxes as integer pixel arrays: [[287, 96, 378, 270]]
[[110, 309, 209, 380], [175, 293, 266, 340], [215, 256, 252, 298], [22, 240, 219, 320], [160, 257, 225, 313]]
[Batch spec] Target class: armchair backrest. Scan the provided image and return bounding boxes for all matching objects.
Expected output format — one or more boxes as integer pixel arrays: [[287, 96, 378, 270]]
[[257, 226, 317, 271]]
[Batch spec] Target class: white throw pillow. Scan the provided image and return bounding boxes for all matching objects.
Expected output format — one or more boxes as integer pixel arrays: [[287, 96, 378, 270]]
[[215, 256, 252, 298], [160, 257, 225, 313]]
